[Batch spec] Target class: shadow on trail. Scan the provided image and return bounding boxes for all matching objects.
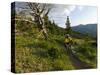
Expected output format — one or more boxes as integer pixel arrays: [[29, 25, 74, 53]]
[[64, 45, 93, 69]]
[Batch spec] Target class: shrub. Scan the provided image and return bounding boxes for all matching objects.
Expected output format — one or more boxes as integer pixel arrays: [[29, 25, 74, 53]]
[[75, 43, 97, 63], [47, 47, 61, 59]]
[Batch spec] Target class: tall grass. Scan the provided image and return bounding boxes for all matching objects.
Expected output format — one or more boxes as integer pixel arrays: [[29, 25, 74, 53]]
[[15, 33, 75, 73], [74, 41, 97, 67]]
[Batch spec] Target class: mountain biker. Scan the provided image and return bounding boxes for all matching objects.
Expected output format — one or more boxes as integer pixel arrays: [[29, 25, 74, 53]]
[[64, 34, 73, 52]]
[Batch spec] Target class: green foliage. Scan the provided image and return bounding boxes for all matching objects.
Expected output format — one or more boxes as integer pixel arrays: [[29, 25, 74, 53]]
[[47, 47, 61, 59], [16, 20, 33, 33], [74, 41, 97, 67], [15, 32, 75, 73], [14, 14, 97, 73]]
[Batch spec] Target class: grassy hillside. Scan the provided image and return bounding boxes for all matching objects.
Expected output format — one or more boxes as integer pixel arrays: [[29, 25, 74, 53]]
[[15, 31, 75, 73], [14, 15, 97, 73]]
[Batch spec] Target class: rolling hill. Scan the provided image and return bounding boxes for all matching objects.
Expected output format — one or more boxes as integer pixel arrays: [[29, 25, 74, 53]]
[[72, 24, 97, 38]]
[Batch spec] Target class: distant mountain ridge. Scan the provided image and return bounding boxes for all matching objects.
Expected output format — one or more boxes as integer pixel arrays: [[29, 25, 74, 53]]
[[72, 24, 97, 38]]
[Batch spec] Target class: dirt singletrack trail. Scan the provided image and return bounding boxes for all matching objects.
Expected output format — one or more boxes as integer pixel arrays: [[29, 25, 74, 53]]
[[62, 44, 93, 69]]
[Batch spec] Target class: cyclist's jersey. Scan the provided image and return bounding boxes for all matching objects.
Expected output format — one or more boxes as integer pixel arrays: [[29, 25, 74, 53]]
[[64, 37, 72, 43]]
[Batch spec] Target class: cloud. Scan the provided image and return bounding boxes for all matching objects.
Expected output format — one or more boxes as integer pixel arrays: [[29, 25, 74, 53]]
[[63, 9, 70, 15], [49, 5, 76, 17], [63, 6, 76, 15], [78, 6, 84, 11], [48, 5, 77, 28]]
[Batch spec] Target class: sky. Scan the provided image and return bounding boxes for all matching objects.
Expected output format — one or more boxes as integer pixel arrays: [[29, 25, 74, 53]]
[[48, 4, 97, 28], [15, 2, 97, 28]]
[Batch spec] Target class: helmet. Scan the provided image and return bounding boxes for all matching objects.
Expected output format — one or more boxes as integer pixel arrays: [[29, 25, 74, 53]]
[[65, 34, 70, 38]]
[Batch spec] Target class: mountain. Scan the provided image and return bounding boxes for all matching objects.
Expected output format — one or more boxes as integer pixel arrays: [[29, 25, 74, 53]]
[[72, 24, 97, 38]]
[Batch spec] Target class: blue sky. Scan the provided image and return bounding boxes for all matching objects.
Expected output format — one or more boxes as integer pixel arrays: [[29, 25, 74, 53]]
[[48, 5, 97, 28], [15, 2, 97, 28]]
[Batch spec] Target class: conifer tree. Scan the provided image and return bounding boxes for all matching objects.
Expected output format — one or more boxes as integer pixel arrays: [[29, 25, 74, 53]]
[[65, 16, 71, 34]]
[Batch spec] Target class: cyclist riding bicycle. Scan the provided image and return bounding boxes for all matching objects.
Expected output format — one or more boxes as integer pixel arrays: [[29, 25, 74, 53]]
[[64, 34, 73, 52]]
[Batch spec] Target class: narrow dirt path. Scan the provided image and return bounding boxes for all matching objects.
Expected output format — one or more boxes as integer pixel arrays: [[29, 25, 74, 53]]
[[67, 50, 93, 69], [62, 44, 93, 69]]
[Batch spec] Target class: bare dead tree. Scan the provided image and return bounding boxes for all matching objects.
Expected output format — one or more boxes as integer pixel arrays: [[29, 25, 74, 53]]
[[27, 3, 51, 39]]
